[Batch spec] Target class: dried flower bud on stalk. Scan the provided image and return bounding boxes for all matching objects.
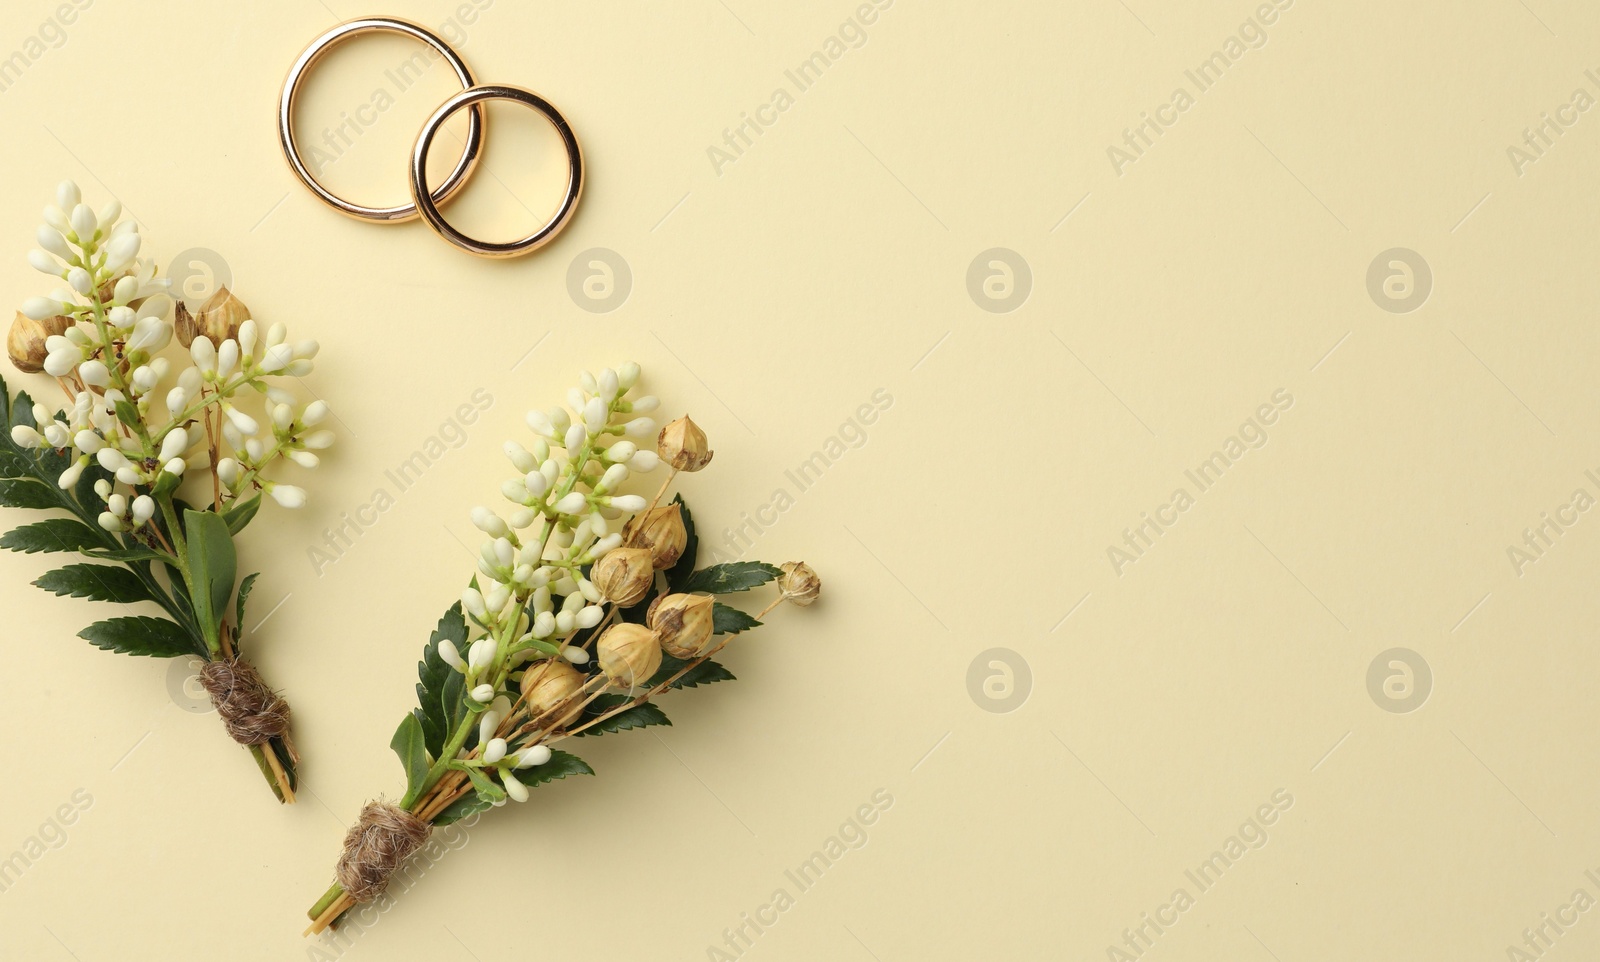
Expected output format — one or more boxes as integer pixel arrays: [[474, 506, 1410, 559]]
[[174, 286, 250, 347], [648, 592, 715, 658], [7, 311, 71, 373], [597, 622, 663, 689], [779, 562, 821, 606], [627, 504, 687, 569], [657, 415, 713, 472], [519, 659, 586, 728], [592, 546, 654, 606]]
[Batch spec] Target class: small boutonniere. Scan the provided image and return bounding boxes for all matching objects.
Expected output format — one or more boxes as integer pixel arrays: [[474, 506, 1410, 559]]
[[305, 362, 819, 932], [4, 181, 335, 802]]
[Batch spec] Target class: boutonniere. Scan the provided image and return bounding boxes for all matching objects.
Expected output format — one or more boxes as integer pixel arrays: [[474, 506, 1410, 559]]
[[305, 362, 818, 932], [4, 181, 335, 802]]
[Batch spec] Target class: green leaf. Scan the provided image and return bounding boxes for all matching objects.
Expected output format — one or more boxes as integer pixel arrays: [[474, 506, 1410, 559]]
[[0, 478, 61, 510], [34, 564, 153, 604], [222, 495, 261, 535], [0, 449, 33, 478], [416, 603, 468, 758], [234, 572, 259, 636], [432, 793, 492, 826], [85, 546, 170, 563], [514, 749, 594, 789], [183, 509, 237, 652], [713, 602, 761, 635], [113, 399, 140, 429], [572, 694, 671, 737], [78, 616, 197, 657], [681, 561, 782, 594], [442, 671, 468, 746], [664, 494, 699, 592], [391, 714, 430, 799], [464, 766, 506, 803], [72, 460, 113, 513], [648, 654, 736, 690], [1, 518, 103, 554], [10, 389, 36, 430]]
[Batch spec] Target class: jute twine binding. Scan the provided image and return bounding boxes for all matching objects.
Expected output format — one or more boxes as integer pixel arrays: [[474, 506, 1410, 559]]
[[335, 802, 432, 903], [198, 659, 291, 746]]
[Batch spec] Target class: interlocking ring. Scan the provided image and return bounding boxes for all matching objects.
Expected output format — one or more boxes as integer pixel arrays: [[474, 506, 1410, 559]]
[[410, 84, 584, 259], [278, 17, 485, 224], [278, 18, 585, 258]]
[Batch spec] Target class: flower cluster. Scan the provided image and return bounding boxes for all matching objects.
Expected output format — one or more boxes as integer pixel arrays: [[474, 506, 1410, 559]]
[[8, 181, 332, 539]]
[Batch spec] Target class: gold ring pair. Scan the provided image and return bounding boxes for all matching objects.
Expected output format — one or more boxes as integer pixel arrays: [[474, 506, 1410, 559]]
[[277, 17, 582, 259]]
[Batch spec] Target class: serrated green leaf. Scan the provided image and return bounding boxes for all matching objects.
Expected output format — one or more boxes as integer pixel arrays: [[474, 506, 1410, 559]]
[[1, 518, 102, 554], [648, 654, 736, 690], [85, 546, 170, 563], [713, 602, 761, 635], [11, 390, 35, 431], [514, 749, 594, 788], [72, 460, 112, 513], [222, 494, 261, 535], [183, 509, 236, 653], [78, 616, 197, 657], [681, 561, 782, 594], [665, 494, 699, 592], [443, 670, 468, 745], [0, 478, 61, 510], [0, 449, 33, 478], [234, 572, 259, 638], [34, 563, 153, 604], [417, 603, 467, 758], [391, 714, 430, 800], [432, 793, 492, 826], [572, 694, 671, 737]]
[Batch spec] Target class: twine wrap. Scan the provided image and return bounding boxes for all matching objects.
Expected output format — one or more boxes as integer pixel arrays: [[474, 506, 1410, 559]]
[[198, 658, 291, 745], [335, 802, 432, 903]]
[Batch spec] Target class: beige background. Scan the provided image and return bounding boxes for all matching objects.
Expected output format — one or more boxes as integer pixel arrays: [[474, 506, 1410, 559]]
[[0, 0, 1598, 959]]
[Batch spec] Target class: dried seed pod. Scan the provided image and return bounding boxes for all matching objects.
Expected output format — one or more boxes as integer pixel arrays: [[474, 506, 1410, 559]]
[[626, 504, 688, 570], [175, 286, 249, 348], [519, 659, 587, 728], [592, 547, 655, 606], [657, 415, 713, 472], [779, 562, 821, 606], [596, 623, 662, 689], [648, 592, 715, 658], [8, 312, 71, 374]]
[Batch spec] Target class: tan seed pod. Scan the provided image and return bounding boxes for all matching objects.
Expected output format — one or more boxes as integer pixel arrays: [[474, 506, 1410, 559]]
[[596, 623, 662, 689], [519, 659, 587, 729], [648, 592, 715, 659], [657, 415, 714, 472], [175, 286, 250, 348], [592, 547, 655, 607], [8, 312, 71, 374], [779, 562, 821, 606], [626, 504, 688, 570]]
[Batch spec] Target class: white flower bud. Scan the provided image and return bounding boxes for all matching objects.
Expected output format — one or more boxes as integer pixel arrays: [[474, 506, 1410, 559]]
[[67, 267, 92, 295], [439, 639, 466, 671], [553, 492, 588, 515], [57, 459, 85, 489], [78, 359, 109, 388], [469, 637, 496, 670], [97, 511, 123, 532], [597, 463, 628, 493], [471, 507, 508, 538], [501, 769, 529, 802], [302, 400, 329, 426], [515, 745, 552, 768], [603, 441, 637, 463], [28, 249, 60, 275], [268, 483, 305, 507], [159, 429, 187, 462], [131, 495, 155, 525], [471, 684, 495, 703], [461, 587, 487, 620], [10, 425, 42, 448], [610, 495, 647, 512], [483, 738, 508, 765], [624, 417, 655, 438], [56, 181, 80, 212], [576, 605, 604, 629], [302, 430, 335, 450], [583, 396, 607, 434], [96, 447, 130, 471], [631, 395, 659, 413], [564, 423, 587, 454], [617, 361, 641, 390], [560, 646, 589, 665]]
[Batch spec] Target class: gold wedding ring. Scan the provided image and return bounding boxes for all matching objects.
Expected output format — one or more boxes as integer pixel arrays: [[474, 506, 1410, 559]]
[[278, 18, 584, 258], [410, 85, 583, 259], [279, 17, 484, 223]]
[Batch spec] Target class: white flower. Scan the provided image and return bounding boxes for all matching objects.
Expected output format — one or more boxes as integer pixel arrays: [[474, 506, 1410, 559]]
[[56, 458, 85, 489], [560, 646, 589, 665], [190, 336, 216, 373], [35, 225, 72, 260], [268, 483, 305, 508], [21, 297, 65, 322], [563, 423, 587, 453], [131, 495, 155, 525], [504, 441, 537, 473], [77, 360, 109, 388], [10, 426, 42, 448], [159, 429, 188, 462], [469, 508, 508, 537], [97, 511, 123, 532], [582, 396, 607, 434], [575, 605, 604, 629], [302, 431, 334, 450], [28, 249, 61, 275], [597, 463, 628, 492], [56, 181, 80, 211], [126, 317, 171, 354], [470, 683, 495, 703], [478, 712, 501, 746], [553, 492, 587, 515], [216, 458, 239, 487], [163, 457, 187, 478], [500, 769, 529, 803], [462, 587, 487, 619], [67, 267, 92, 295], [598, 368, 619, 401], [302, 400, 329, 426], [624, 417, 654, 438], [609, 495, 647, 512], [96, 448, 130, 471], [72, 430, 102, 454], [223, 404, 257, 435], [603, 441, 636, 463], [483, 583, 511, 615], [259, 342, 293, 373], [482, 737, 507, 765], [439, 639, 466, 672], [288, 450, 319, 468], [103, 232, 141, 274], [631, 395, 659, 413], [631, 450, 661, 471], [514, 745, 552, 768], [217, 339, 239, 378], [617, 362, 641, 390]]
